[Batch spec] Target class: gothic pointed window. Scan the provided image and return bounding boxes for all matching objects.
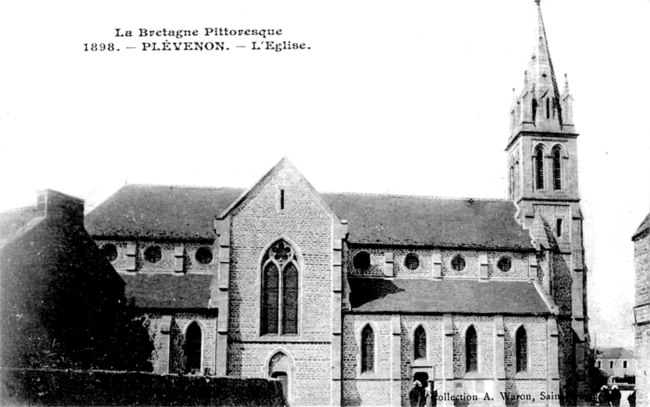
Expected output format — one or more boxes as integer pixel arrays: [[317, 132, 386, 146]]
[[414, 325, 427, 360], [185, 321, 202, 373], [261, 240, 299, 335], [552, 145, 562, 190], [466, 325, 478, 373], [361, 324, 375, 373], [283, 263, 298, 334], [516, 326, 528, 372], [535, 146, 545, 190], [546, 98, 550, 119]]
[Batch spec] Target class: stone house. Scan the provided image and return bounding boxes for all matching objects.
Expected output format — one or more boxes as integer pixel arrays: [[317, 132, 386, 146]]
[[594, 348, 636, 381], [85, 1, 591, 405], [0, 190, 125, 368], [633, 213, 650, 406]]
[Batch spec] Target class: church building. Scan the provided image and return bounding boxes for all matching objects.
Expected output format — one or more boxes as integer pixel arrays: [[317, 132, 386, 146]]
[[85, 1, 591, 405]]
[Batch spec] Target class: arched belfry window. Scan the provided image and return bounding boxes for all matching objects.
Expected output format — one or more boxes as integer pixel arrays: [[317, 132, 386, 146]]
[[466, 325, 478, 373], [532, 98, 538, 122], [361, 324, 375, 373], [534, 145, 545, 190], [261, 240, 299, 335], [185, 322, 202, 373], [516, 326, 528, 372], [552, 145, 562, 190], [414, 325, 427, 360]]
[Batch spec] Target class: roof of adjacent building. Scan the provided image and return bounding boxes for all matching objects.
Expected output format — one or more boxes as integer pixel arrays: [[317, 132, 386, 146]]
[[348, 278, 551, 315], [122, 273, 213, 309], [597, 347, 634, 360], [86, 185, 534, 250], [0, 206, 45, 247], [633, 212, 650, 240]]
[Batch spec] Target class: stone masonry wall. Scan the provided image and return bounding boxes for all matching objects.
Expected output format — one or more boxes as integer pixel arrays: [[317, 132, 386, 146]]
[[342, 314, 551, 406], [347, 247, 533, 281], [635, 232, 650, 407], [227, 161, 334, 406], [342, 315, 392, 406], [142, 312, 217, 375], [95, 239, 216, 274], [228, 342, 332, 406]]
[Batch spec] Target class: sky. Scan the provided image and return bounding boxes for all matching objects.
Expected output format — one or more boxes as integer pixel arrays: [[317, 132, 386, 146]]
[[1, 0, 649, 349]]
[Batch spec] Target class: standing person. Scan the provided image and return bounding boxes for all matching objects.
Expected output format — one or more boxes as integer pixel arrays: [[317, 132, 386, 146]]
[[610, 385, 621, 407], [409, 380, 426, 407], [597, 385, 610, 406], [425, 382, 438, 407]]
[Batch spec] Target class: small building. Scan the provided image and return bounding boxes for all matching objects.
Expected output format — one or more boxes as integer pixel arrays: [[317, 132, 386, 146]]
[[633, 213, 650, 406], [0, 190, 125, 368], [595, 348, 636, 381]]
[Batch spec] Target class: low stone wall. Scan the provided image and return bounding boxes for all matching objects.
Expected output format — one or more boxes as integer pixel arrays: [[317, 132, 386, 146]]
[[0, 368, 285, 406]]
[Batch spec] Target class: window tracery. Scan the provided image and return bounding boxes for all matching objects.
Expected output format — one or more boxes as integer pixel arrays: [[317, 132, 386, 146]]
[[261, 240, 299, 335]]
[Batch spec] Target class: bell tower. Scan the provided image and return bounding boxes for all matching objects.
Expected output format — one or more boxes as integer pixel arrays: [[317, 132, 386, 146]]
[[506, 0, 590, 404]]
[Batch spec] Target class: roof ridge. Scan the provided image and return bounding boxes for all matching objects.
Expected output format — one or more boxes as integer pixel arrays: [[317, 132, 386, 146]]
[[322, 191, 510, 202], [123, 183, 245, 191], [0, 205, 41, 215], [120, 183, 511, 202]]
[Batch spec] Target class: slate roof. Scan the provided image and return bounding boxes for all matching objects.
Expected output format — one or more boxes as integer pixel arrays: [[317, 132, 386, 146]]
[[633, 212, 650, 240], [86, 185, 244, 241], [348, 278, 551, 315], [323, 193, 533, 249], [0, 206, 44, 247], [86, 185, 534, 250], [122, 273, 213, 309], [597, 347, 634, 360]]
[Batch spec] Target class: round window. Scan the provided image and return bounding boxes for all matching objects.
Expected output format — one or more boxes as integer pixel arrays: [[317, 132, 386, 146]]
[[405, 253, 419, 270], [195, 247, 213, 265], [144, 246, 162, 264], [353, 251, 371, 271], [497, 257, 512, 272], [101, 244, 118, 263], [451, 255, 466, 271]]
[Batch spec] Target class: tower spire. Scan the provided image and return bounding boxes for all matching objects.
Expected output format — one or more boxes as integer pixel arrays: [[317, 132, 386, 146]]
[[509, 0, 576, 138]]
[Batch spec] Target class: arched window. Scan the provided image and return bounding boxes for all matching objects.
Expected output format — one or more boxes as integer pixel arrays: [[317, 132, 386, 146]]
[[535, 146, 545, 190], [414, 325, 426, 360], [546, 98, 550, 119], [282, 263, 298, 334], [466, 325, 478, 373], [532, 99, 538, 122], [516, 326, 528, 372], [185, 322, 202, 373], [361, 324, 375, 373], [552, 146, 562, 190], [261, 240, 299, 335]]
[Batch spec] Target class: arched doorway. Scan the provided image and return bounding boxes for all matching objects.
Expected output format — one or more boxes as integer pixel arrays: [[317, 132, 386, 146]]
[[269, 352, 292, 402]]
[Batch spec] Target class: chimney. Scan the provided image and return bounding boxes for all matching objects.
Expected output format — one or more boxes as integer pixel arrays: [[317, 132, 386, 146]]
[[36, 189, 84, 224]]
